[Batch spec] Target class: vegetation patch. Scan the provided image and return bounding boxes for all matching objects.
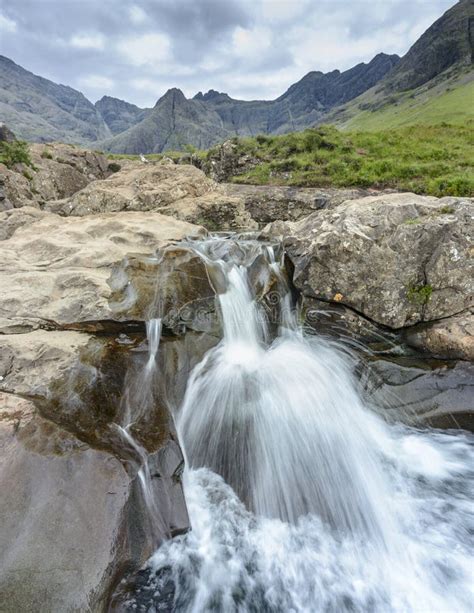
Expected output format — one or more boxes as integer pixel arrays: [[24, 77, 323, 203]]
[[107, 162, 122, 173], [214, 124, 473, 198], [439, 205, 455, 214], [41, 149, 53, 160], [0, 140, 33, 169], [407, 284, 433, 305]]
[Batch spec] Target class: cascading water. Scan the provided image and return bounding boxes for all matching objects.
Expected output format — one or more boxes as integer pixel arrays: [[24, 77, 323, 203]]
[[121, 237, 474, 612], [115, 317, 169, 543]]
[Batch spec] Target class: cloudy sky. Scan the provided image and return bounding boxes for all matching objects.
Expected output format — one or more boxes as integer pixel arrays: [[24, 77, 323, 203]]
[[0, 0, 455, 107]]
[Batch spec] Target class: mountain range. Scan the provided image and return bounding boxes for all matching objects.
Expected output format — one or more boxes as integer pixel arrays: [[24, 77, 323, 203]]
[[0, 0, 472, 153]]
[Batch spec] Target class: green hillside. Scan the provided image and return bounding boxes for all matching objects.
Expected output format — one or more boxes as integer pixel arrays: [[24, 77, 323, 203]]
[[214, 124, 473, 197], [340, 76, 474, 131]]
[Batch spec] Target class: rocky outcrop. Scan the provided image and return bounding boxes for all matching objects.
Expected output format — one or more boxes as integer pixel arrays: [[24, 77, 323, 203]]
[[0, 143, 111, 210], [0, 208, 211, 612], [0, 330, 189, 612], [198, 140, 259, 182], [224, 183, 376, 225], [110, 246, 219, 335], [0, 123, 16, 142], [266, 192, 473, 330], [47, 160, 256, 231], [0, 207, 205, 333]]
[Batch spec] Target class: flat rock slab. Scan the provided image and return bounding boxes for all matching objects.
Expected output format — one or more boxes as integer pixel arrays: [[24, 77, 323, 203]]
[[0, 208, 205, 333], [47, 161, 256, 231]]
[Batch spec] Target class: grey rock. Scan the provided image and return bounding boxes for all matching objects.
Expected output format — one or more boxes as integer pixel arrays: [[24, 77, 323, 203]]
[[0, 123, 16, 142], [0, 327, 190, 613], [48, 160, 256, 231], [403, 309, 474, 360], [1, 142, 111, 210], [363, 358, 474, 430], [268, 192, 473, 329], [224, 183, 374, 225], [0, 208, 205, 333]]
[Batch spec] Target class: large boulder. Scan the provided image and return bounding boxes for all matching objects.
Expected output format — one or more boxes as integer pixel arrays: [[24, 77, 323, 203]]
[[0, 143, 111, 210], [0, 208, 212, 610], [403, 310, 474, 361], [0, 329, 189, 612], [47, 161, 256, 231], [266, 193, 473, 330], [0, 208, 205, 333]]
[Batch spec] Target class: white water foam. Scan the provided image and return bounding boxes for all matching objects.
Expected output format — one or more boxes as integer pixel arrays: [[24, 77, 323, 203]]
[[136, 239, 473, 612]]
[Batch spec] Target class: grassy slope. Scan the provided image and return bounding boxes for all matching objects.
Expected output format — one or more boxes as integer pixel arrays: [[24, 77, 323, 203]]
[[341, 79, 474, 131], [223, 125, 473, 197]]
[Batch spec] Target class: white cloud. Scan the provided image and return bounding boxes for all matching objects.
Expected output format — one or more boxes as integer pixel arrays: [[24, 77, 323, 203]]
[[117, 33, 171, 67], [79, 75, 114, 90], [129, 6, 147, 25], [259, 0, 310, 23], [0, 13, 17, 33], [232, 26, 272, 59], [70, 32, 105, 50]]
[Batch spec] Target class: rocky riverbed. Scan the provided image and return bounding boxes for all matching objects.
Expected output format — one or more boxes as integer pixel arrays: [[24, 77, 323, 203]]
[[0, 143, 472, 611]]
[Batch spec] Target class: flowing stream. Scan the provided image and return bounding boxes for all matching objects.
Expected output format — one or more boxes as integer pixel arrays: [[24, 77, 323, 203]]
[[121, 237, 474, 612]]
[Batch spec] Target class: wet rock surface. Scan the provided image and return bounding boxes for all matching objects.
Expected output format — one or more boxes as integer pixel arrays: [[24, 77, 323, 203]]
[[0, 207, 209, 611], [362, 357, 474, 431], [110, 246, 219, 335], [0, 328, 192, 612]]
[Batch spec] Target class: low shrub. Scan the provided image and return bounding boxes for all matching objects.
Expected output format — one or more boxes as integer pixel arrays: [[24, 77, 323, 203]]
[[107, 162, 122, 173], [0, 140, 33, 168]]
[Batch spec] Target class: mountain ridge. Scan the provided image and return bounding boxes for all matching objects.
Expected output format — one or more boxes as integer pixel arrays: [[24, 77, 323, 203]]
[[101, 52, 400, 153], [0, 55, 111, 144], [326, 0, 474, 129], [0, 0, 471, 151]]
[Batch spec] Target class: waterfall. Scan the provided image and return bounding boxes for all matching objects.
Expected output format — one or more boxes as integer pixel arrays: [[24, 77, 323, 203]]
[[179, 256, 395, 543], [115, 318, 169, 543], [121, 237, 474, 612]]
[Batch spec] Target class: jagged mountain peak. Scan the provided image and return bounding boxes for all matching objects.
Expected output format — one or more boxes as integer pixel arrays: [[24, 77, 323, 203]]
[[194, 89, 232, 103], [383, 0, 474, 91], [156, 88, 187, 106]]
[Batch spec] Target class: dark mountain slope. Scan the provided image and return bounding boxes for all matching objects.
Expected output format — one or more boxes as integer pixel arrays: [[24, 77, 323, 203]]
[[0, 55, 110, 143], [384, 0, 473, 91], [95, 96, 149, 135], [101, 88, 232, 154], [102, 54, 399, 153], [326, 0, 474, 130]]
